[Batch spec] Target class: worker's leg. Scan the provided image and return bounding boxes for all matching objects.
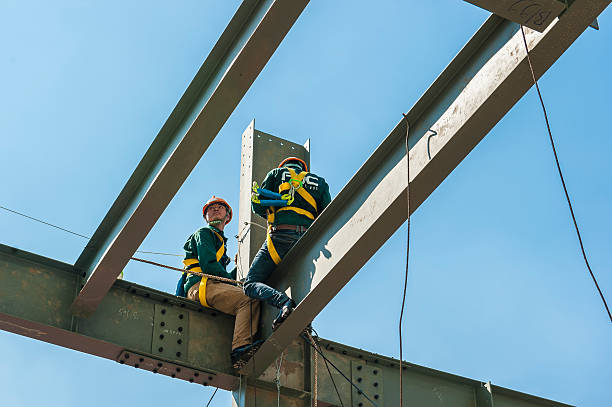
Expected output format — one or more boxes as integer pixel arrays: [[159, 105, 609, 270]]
[[243, 230, 299, 308], [204, 280, 261, 350]]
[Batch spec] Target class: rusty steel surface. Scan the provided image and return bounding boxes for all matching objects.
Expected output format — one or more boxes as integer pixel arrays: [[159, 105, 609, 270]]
[[71, 0, 310, 317], [240, 0, 611, 378]]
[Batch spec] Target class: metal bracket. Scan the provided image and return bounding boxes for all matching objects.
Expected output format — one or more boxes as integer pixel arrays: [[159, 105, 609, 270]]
[[152, 304, 188, 361], [351, 361, 384, 407], [116, 350, 217, 386]]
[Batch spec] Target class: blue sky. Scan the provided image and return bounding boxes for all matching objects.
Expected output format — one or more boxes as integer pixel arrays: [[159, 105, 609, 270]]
[[1, 1, 611, 406]]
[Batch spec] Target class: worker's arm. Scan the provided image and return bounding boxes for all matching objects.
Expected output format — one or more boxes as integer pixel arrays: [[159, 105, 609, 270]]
[[251, 168, 279, 219], [318, 177, 332, 213], [193, 229, 233, 280]]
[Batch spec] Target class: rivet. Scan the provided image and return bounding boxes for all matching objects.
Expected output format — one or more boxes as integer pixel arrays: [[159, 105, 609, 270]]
[[358, 390, 362, 395], [358, 403, 363, 407], [161, 309, 166, 315], [194, 373, 199, 377], [176, 352, 182, 357], [357, 366, 362, 371], [330, 346, 335, 351], [189, 378, 194, 383], [158, 347, 164, 352], [171, 374, 176, 378], [208, 376, 213, 381], [119, 360, 125, 364], [177, 339, 183, 345], [203, 382, 208, 386], [153, 369, 158, 374], [134, 363, 139, 368], [139, 358, 144, 362], [145, 293, 150, 298], [176, 368, 181, 372], [178, 327, 183, 332], [125, 353, 130, 359], [163, 298, 169, 303], [357, 378, 362, 383], [160, 322, 165, 327], [342, 350, 347, 355], [374, 382, 378, 387], [374, 395, 379, 400], [159, 334, 165, 340], [373, 369, 378, 375], [179, 314, 184, 319], [157, 362, 163, 368], [358, 354, 363, 359], [82, 272, 86, 277]]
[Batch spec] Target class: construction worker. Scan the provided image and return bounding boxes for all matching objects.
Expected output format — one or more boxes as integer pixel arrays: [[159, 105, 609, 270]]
[[244, 157, 331, 330], [178, 196, 262, 369]]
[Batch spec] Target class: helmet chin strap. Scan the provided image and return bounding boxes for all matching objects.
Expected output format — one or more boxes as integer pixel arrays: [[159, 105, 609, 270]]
[[208, 219, 223, 225]]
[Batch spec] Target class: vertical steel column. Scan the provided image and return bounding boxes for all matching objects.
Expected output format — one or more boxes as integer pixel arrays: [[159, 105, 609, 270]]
[[235, 120, 311, 406]]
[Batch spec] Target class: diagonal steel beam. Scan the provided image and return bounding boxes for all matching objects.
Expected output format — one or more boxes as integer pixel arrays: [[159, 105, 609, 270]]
[[71, 0, 309, 316], [241, 0, 611, 376]]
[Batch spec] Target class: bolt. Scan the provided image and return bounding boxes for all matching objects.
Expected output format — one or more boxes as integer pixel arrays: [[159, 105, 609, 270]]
[[373, 369, 378, 375], [159, 334, 165, 340], [139, 358, 144, 362], [134, 363, 140, 368], [203, 382, 208, 386], [125, 353, 130, 359], [178, 326, 183, 332], [357, 378, 362, 383], [163, 298, 168, 303], [160, 322, 165, 327], [177, 339, 182, 345], [194, 373, 199, 377], [119, 360, 125, 364], [342, 350, 347, 355], [179, 314, 184, 319], [161, 309, 166, 315], [157, 362, 162, 368], [176, 352, 182, 357], [189, 378, 194, 383], [153, 369, 158, 374], [358, 403, 363, 407], [158, 347, 164, 352], [374, 382, 378, 387], [171, 374, 176, 378], [374, 395, 379, 400], [208, 376, 213, 381], [176, 367, 181, 372], [145, 293, 150, 298], [357, 366, 362, 371]]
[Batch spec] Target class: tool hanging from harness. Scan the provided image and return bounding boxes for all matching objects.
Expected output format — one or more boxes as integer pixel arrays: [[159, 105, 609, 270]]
[[180, 229, 225, 308], [251, 168, 318, 265]]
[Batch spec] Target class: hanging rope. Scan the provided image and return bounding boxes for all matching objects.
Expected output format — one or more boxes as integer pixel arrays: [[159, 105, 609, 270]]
[[274, 350, 285, 407], [399, 114, 411, 406], [520, 26, 611, 323], [301, 332, 379, 407], [130, 256, 242, 285], [310, 328, 344, 407]]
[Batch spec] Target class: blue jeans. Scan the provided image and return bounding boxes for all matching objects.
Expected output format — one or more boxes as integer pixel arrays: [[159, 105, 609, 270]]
[[243, 229, 305, 308]]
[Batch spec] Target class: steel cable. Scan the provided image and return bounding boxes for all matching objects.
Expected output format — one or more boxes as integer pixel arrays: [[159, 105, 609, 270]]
[[520, 26, 611, 323]]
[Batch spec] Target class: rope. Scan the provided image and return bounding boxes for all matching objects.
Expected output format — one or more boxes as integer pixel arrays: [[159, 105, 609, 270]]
[[399, 114, 411, 406], [274, 350, 285, 407], [302, 332, 378, 407], [205, 387, 218, 407], [313, 338, 318, 407], [520, 26, 612, 323], [130, 257, 243, 285], [310, 329, 344, 407], [0, 205, 181, 257]]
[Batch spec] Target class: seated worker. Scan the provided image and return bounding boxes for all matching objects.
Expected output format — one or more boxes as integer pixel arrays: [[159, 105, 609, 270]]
[[177, 196, 262, 369], [244, 157, 331, 330]]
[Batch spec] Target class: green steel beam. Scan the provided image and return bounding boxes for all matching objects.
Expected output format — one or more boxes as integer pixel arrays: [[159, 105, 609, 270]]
[[71, 0, 310, 317], [1, 244, 573, 406]]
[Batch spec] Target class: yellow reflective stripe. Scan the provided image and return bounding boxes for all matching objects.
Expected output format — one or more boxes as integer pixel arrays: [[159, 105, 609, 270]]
[[210, 230, 225, 262], [183, 258, 199, 267], [296, 187, 317, 211], [198, 277, 210, 308], [267, 229, 282, 265], [276, 206, 315, 220]]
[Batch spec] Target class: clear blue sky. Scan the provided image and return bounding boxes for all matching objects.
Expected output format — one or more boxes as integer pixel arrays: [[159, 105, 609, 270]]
[[1, 1, 610, 406]]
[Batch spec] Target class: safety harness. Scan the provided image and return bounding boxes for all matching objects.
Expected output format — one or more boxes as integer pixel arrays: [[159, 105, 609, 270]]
[[182, 229, 225, 308], [254, 168, 318, 265]]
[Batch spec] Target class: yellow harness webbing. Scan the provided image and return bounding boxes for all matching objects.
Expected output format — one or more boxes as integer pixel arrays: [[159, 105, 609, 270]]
[[267, 227, 282, 265], [183, 230, 226, 308]]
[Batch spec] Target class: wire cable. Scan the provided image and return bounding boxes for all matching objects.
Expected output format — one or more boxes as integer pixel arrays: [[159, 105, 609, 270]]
[[301, 332, 379, 407], [205, 387, 218, 407], [1, 204, 182, 257], [399, 114, 411, 406], [310, 328, 345, 407], [520, 26, 611, 323]]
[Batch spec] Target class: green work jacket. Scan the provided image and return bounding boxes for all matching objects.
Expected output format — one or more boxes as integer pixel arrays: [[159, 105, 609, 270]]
[[182, 226, 236, 294], [252, 165, 331, 227]]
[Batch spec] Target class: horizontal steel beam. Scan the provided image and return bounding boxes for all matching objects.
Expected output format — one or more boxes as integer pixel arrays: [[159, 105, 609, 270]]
[[72, 0, 309, 317], [241, 0, 610, 377], [0, 244, 573, 406]]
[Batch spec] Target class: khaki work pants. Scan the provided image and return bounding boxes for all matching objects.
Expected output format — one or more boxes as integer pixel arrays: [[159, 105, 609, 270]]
[[188, 280, 260, 350]]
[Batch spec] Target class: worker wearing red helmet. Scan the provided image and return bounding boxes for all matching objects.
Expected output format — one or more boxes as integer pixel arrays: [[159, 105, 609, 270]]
[[178, 196, 262, 369], [244, 157, 331, 330]]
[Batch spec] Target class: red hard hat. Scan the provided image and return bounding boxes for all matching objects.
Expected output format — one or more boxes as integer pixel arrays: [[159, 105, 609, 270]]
[[278, 156, 308, 172], [202, 196, 233, 224]]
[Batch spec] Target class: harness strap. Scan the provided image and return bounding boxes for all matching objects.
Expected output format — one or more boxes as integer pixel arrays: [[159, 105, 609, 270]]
[[267, 227, 282, 265], [198, 277, 210, 308], [183, 229, 226, 308]]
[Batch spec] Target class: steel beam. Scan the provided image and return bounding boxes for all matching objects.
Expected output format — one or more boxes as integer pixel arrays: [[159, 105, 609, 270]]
[[71, 0, 310, 317], [0, 244, 573, 406], [241, 0, 610, 377]]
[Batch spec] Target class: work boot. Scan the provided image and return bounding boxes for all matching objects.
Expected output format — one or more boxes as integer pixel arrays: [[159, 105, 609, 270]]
[[272, 299, 296, 331], [231, 339, 264, 370]]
